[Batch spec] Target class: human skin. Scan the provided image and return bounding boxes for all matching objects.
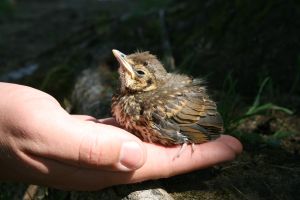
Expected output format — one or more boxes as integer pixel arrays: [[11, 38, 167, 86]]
[[0, 82, 242, 191]]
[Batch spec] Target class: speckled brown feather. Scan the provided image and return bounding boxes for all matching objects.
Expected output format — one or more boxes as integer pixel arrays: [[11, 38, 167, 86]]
[[111, 50, 223, 146]]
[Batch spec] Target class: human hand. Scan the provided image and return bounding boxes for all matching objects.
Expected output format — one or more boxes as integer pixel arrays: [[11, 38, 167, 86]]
[[0, 83, 242, 190]]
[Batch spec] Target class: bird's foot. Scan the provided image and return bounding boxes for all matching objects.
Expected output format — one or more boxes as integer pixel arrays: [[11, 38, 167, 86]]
[[173, 142, 196, 160]]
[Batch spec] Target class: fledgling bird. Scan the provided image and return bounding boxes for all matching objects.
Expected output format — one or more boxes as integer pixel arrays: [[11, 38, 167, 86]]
[[111, 49, 223, 155]]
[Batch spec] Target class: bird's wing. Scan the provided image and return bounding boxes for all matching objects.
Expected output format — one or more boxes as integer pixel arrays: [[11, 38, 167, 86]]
[[149, 81, 223, 144]]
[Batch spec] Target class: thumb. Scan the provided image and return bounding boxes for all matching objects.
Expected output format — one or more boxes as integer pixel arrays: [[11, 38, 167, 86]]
[[76, 117, 147, 171], [22, 108, 146, 172]]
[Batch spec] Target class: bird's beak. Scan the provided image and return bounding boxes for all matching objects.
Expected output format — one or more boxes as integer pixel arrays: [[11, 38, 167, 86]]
[[112, 49, 136, 79]]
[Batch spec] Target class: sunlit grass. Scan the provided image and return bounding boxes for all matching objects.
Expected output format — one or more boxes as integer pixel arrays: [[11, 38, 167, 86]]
[[220, 76, 296, 149]]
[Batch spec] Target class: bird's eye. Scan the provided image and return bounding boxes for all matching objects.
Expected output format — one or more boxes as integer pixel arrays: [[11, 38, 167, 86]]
[[136, 70, 145, 76], [121, 53, 126, 58]]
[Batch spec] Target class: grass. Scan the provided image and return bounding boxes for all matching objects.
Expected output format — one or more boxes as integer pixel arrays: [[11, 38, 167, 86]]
[[221, 77, 293, 130], [219, 76, 297, 150], [239, 77, 292, 118], [218, 71, 240, 130]]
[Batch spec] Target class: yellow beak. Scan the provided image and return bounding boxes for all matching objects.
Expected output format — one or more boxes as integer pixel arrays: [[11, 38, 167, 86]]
[[112, 49, 135, 79]]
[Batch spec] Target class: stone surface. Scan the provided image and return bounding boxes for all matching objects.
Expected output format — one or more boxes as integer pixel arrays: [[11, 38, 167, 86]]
[[72, 65, 116, 118], [123, 188, 174, 200]]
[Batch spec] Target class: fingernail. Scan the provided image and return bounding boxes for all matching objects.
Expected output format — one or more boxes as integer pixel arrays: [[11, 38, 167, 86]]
[[120, 141, 143, 170]]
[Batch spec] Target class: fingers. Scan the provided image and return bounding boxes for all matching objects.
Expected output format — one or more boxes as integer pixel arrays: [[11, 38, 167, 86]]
[[120, 135, 242, 184], [72, 115, 97, 122], [97, 118, 121, 127], [20, 135, 241, 191], [77, 125, 146, 171], [20, 108, 146, 172], [217, 135, 243, 154], [130, 135, 242, 180], [46, 115, 138, 171], [13, 153, 133, 190]]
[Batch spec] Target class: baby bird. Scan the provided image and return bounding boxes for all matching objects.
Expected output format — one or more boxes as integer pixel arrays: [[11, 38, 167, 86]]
[[111, 49, 223, 155]]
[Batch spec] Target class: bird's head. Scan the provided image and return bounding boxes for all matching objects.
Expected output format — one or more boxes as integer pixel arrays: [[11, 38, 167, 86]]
[[112, 49, 167, 93]]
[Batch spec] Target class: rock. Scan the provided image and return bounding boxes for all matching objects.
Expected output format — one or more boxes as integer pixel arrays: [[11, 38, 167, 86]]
[[123, 188, 174, 200], [71, 64, 116, 118]]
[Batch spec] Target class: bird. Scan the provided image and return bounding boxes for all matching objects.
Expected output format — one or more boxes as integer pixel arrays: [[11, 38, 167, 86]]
[[111, 49, 223, 156]]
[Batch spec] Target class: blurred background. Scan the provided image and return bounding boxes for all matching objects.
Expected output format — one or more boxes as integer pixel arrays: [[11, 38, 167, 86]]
[[0, 0, 299, 199]]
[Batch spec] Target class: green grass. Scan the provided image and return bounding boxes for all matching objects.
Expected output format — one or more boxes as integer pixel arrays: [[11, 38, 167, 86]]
[[218, 71, 240, 129], [219, 76, 297, 149], [237, 78, 292, 123]]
